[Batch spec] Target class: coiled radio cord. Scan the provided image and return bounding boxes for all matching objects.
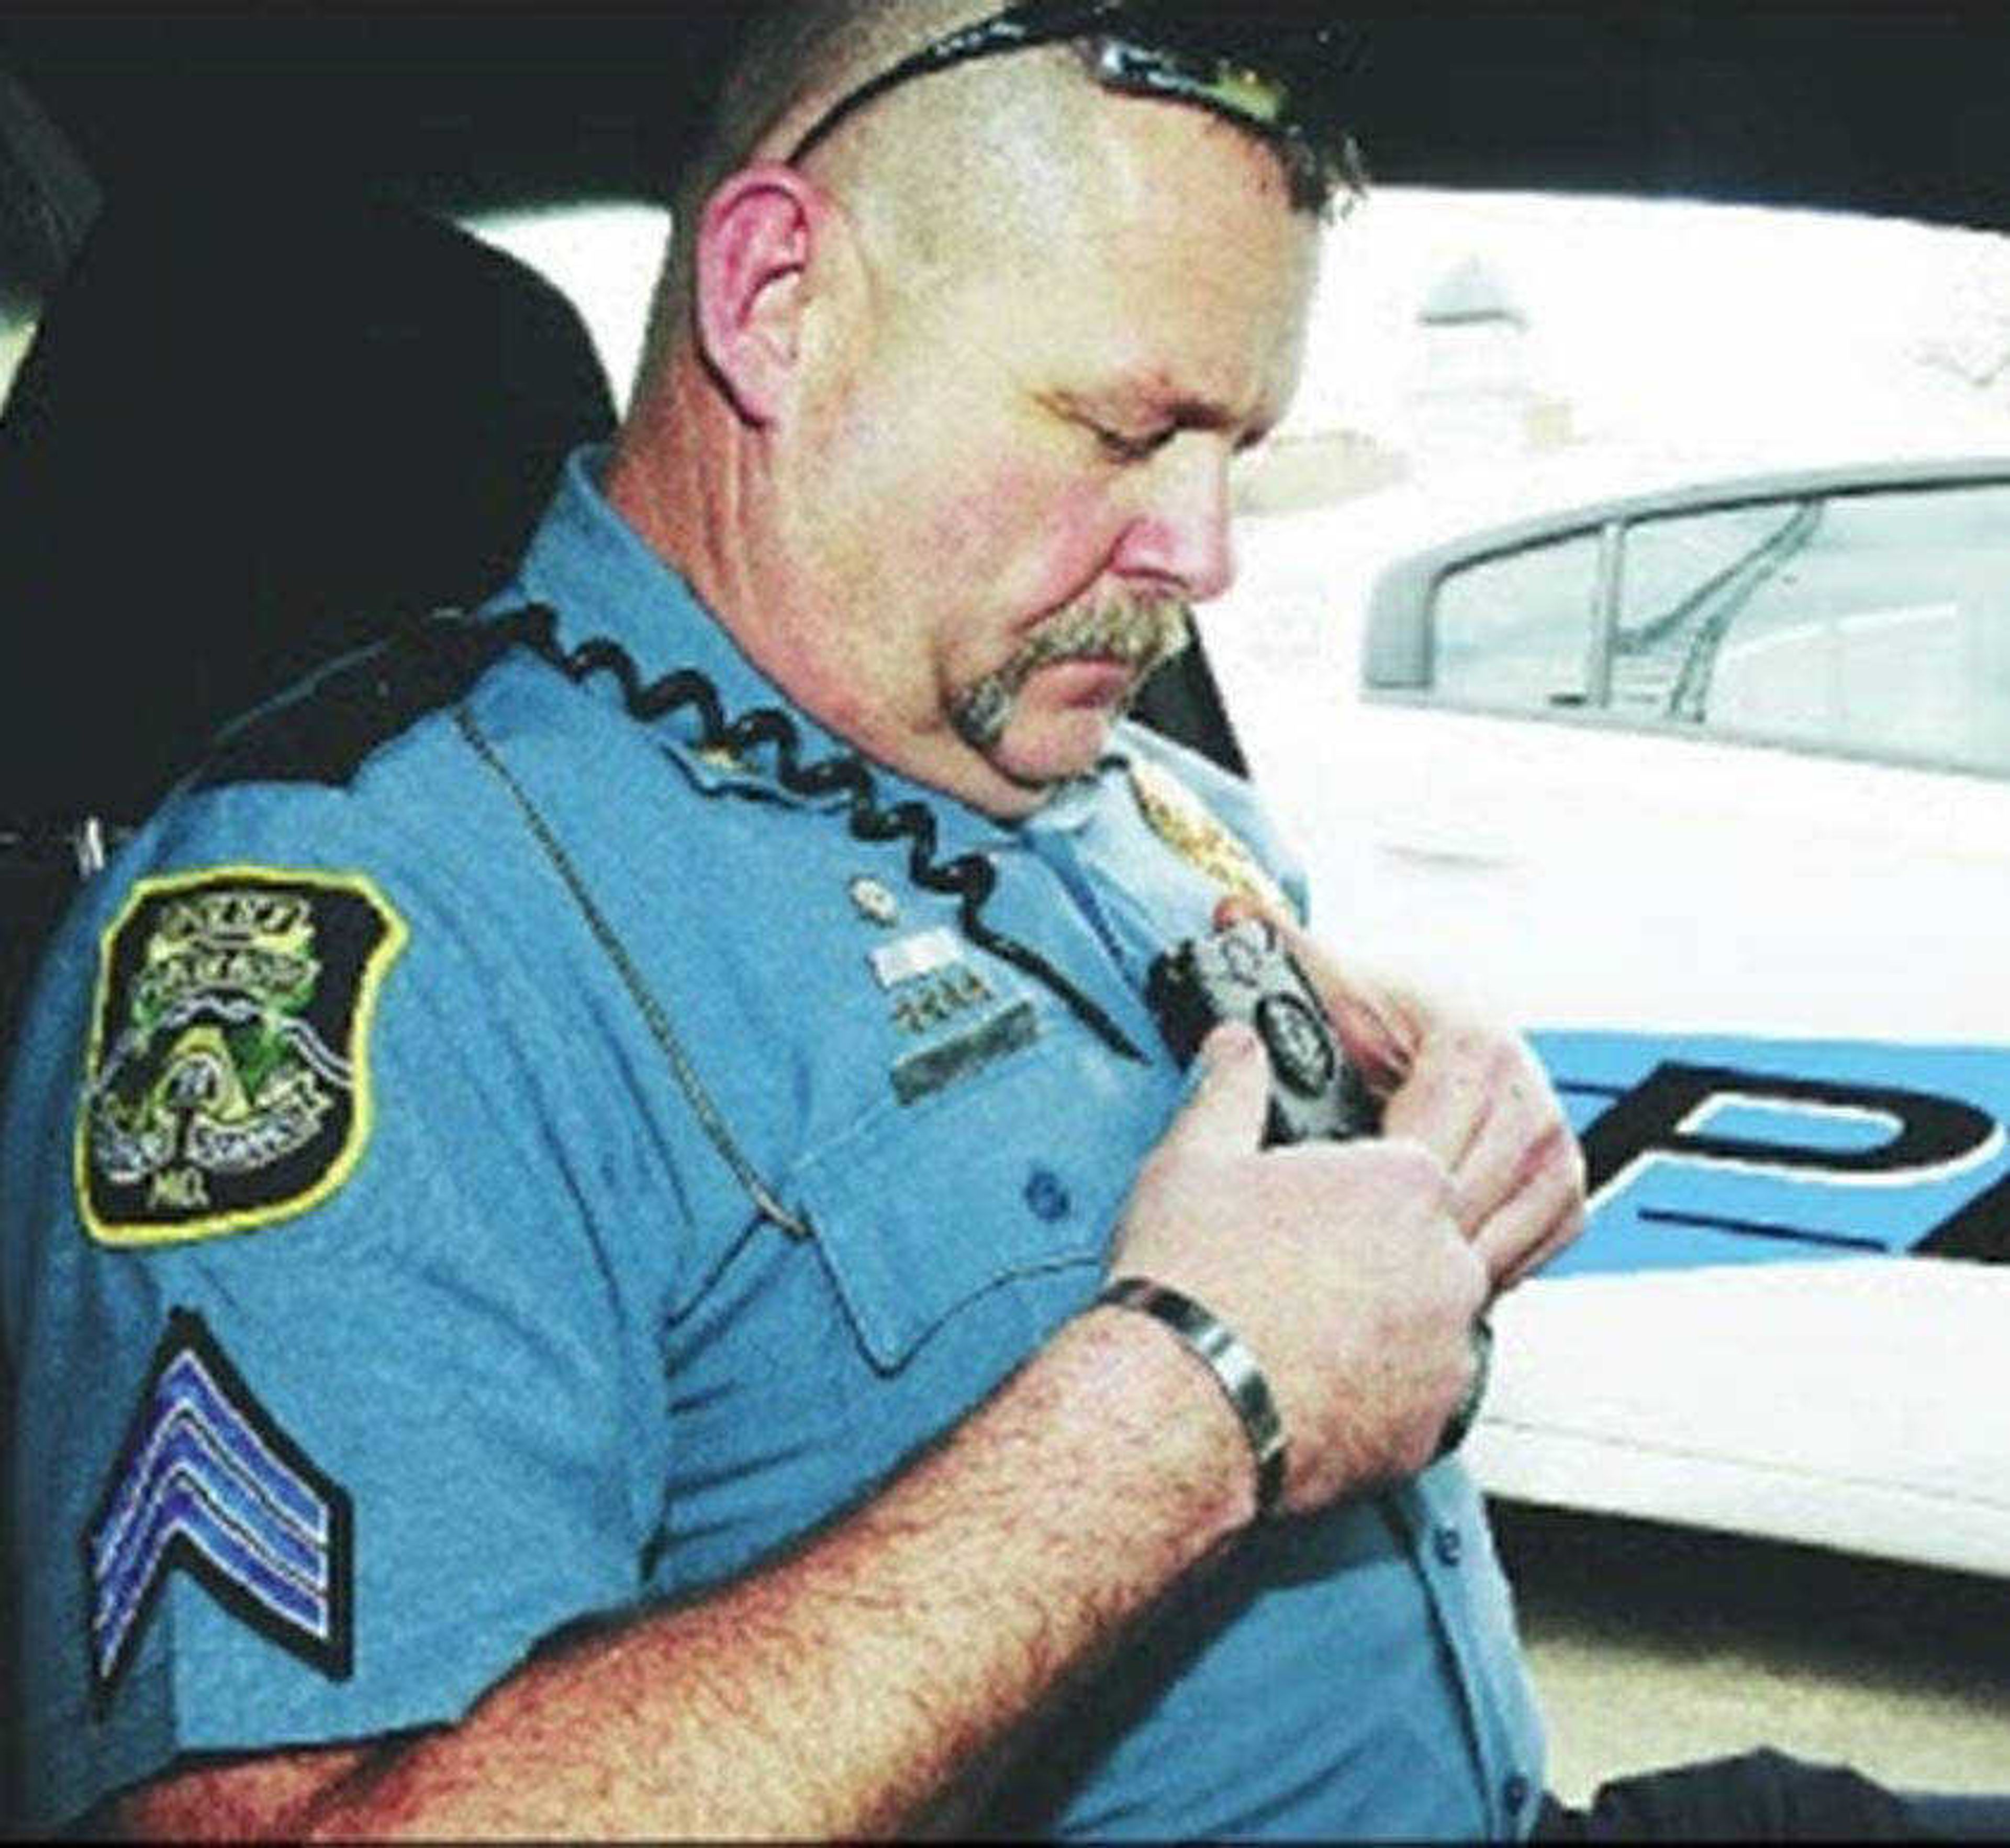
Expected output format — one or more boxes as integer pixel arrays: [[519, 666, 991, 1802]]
[[497, 606, 1146, 1065]]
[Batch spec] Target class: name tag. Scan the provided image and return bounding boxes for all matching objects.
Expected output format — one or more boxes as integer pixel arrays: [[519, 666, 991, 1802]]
[[869, 927, 961, 990]]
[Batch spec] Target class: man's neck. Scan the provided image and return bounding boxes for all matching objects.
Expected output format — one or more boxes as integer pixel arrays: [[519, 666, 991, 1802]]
[[603, 386, 1058, 825], [603, 365, 747, 640]]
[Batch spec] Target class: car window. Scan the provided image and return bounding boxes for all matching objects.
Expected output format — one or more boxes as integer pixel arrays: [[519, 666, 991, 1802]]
[[0, 307, 31, 407], [1432, 531, 1603, 710], [460, 201, 671, 414], [1220, 185, 2010, 804], [0, 70, 100, 409], [1416, 478, 2010, 778]]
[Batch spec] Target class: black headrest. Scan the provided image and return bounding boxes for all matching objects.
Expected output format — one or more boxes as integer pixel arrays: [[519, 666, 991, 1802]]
[[0, 184, 619, 825], [0, 69, 101, 320]]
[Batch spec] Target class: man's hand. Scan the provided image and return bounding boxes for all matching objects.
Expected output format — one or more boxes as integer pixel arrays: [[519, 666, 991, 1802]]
[[1216, 896, 1588, 1293], [1109, 1023, 1489, 1513]]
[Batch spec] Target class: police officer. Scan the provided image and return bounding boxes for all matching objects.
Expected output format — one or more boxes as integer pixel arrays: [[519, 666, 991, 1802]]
[[3, 4, 1592, 1835]]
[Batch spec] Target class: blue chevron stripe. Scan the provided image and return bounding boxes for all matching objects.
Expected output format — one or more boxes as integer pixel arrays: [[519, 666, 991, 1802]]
[[92, 1470, 333, 1683], [92, 1349, 329, 1565], [93, 1404, 329, 1624], [86, 1313, 351, 1697], [93, 1364, 328, 1580]]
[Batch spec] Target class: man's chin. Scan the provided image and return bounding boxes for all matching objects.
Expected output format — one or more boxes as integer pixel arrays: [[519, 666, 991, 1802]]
[[984, 704, 1122, 792]]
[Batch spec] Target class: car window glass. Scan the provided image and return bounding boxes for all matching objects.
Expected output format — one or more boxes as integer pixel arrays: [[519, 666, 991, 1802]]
[[1607, 502, 1815, 718], [1431, 531, 1601, 709], [1421, 482, 2010, 780], [0, 307, 31, 408], [1667, 482, 2010, 776], [1614, 504, 1807, 640], [0, 70, 100, 410], [460, 202, 671, 415]]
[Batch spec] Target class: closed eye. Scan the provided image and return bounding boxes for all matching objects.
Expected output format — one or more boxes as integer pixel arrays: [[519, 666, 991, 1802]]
[[1090, 420, 1176, 464]]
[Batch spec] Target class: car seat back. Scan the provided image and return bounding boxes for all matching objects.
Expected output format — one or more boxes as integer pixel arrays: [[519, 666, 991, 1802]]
[[0, 180, 619, 1056]]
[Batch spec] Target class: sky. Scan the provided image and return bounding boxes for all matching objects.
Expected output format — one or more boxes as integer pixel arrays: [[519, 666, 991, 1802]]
[[462, 187, 2010, 496], [1288, 188, 2010, 472]]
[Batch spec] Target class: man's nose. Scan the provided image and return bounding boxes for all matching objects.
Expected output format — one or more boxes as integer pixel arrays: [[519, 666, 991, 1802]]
[[1110, 435, 1236, 603]]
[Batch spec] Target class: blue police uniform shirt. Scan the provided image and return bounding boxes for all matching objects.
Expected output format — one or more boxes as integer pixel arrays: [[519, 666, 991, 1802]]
[[2, 446, 1545, 1837]]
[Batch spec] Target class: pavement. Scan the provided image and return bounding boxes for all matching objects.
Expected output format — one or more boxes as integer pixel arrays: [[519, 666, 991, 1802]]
[[1493, 1501, 2010, 1806]]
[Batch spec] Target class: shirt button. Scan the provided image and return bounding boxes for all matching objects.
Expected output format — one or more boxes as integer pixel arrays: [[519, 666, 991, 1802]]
[[1503, 1773, 1532, 1814], [1432, 1524, 1464, 1567], [1024, 1167, 1071, 1223]]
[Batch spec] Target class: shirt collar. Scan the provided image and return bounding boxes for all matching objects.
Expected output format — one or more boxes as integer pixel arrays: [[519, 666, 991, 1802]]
[[495, 444, 1033, 855], [1021, 762, 1113, 838]]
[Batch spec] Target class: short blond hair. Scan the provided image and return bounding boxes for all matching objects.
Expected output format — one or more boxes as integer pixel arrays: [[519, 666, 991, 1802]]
[[639, 2, 1073, 390], [634, 2, 1351, 393]]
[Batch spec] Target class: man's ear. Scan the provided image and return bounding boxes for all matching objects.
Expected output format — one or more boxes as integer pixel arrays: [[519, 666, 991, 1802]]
[[694, 163, 838, 426]]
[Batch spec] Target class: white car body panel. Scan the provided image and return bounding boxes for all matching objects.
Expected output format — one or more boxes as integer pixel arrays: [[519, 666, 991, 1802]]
[[1474, 1261, 2010, 1578]]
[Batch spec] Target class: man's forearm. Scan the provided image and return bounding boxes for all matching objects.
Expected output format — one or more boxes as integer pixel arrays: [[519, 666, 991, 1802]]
[[125, 1306, 1252, 1841], [119, 1020, 1521, 1840]]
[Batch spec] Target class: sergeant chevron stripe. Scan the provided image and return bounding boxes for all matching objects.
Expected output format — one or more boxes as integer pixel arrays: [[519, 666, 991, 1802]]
[[85, 1309, 352, 1702]]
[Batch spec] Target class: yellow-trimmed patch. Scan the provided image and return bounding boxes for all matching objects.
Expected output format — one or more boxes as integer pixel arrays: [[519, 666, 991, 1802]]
[[74, 867, 408, 1248]]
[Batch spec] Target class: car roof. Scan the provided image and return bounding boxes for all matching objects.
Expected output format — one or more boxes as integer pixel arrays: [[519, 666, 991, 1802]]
[[1361, 455, 2010, 688], [1375, 453, 2010, 586], [4, 6, 2007, 800], [4, 6, 2008, 230]]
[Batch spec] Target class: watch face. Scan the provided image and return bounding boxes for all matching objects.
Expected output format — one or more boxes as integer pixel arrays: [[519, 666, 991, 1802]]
[[1256, 992, 1336, 1097]]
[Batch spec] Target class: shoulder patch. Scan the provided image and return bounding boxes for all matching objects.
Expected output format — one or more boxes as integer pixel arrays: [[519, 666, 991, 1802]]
[[86, 1308, 353, 1705], [1126, 756, 1294, 918], [76, 867, 407, 1246]]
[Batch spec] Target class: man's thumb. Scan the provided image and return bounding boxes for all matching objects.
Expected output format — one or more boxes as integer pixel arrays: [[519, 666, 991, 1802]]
[[1168, 1022, 1271, 1154]]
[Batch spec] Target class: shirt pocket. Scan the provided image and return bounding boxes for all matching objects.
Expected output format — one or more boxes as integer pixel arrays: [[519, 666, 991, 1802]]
[[788, 1023, 1167, 1373]]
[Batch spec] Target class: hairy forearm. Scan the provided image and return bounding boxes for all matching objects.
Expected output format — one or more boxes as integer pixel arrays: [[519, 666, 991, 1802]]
[[127, 1307, 1252, 1841]]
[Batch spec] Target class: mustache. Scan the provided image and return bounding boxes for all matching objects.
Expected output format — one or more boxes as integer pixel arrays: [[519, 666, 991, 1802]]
[[949, 592, 1194, 752]]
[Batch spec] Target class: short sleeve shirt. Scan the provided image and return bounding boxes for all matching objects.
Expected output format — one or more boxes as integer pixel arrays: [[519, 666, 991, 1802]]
[[2, 447, 1545, 1838]]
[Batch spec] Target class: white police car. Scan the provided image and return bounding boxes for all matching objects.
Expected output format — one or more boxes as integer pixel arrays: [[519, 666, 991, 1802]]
[[1205, 448, 2010, 1578]]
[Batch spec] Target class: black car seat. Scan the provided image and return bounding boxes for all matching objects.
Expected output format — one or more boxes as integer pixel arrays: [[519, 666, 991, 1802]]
[[0, 180, 620, 1061], [0, 68, 100, 336]]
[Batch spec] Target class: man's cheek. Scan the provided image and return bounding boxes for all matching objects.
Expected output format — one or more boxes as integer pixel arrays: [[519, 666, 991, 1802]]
[[925, 470, 1118, 610], [1029, 479, 1132, 606], [917, 456, 1033, 557]]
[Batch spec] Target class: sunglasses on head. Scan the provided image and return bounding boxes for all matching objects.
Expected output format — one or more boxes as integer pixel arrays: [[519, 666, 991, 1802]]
[[786, 0, 1366, 214]]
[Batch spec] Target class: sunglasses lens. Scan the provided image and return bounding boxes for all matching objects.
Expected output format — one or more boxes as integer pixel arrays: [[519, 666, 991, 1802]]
[[790, 0, 1362, 211], [1095, 40, 1292, 127]]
